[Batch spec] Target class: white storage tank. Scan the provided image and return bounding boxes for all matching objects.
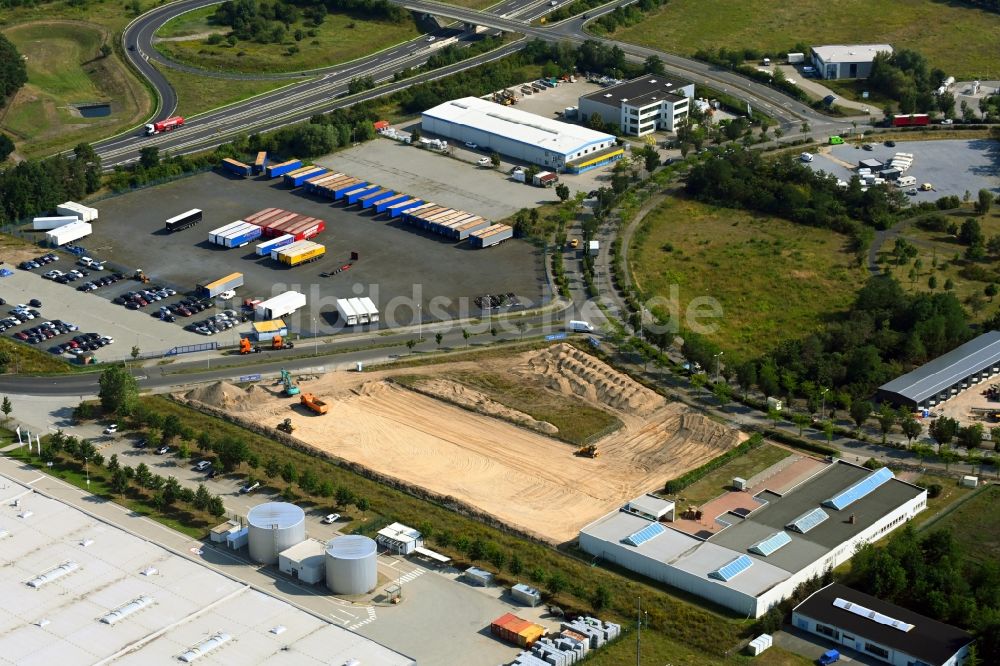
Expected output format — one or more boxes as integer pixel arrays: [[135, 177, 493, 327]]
[[247, 502, 305, 564], [325, 535, 378, 595]]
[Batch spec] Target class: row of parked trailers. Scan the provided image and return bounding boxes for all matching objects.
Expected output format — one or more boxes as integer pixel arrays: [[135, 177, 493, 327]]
[[335, 297, 379, 326], [245, 207, 326, 241], [208, 221, 262, 248], [221, 153, 272, 178]]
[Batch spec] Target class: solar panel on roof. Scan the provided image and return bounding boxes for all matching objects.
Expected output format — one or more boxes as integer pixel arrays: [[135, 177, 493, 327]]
[[622, 521, 665, 547], [787, 507, 829, 533], [824, 467, 894, 510], [709, 554, 753, 581], [749, 531, 792, 556], [833, 597, 914, 632]]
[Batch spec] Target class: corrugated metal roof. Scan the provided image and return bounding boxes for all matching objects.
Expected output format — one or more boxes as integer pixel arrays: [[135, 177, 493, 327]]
[[423, 97, 614, 157], [877, 331, 1000, 404]]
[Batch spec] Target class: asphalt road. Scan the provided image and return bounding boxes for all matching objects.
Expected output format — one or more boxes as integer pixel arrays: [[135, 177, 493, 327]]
[[94, 0, 856, 167]]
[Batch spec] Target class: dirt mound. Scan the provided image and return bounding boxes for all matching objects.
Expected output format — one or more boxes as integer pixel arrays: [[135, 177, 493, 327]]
[[677, 412, 742, 451], [518, 343, 664, 416], [355, 380, 391, 397], [184, 381, 253, 410], [414, 378, 559, 436]]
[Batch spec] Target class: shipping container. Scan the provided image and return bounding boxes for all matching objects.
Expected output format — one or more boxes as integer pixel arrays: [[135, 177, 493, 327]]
[[469, 223, 512, 248], [314, 175, 353, 197], [890, 113, 929, 127], [328, 178, 362, 199], [253, 151, 268, 175], [337, 182, 372, 202], [265, 159, 303, 178], [256, 234, 295, 256], [359, 297, 379, 323], [56, 201, 98, 222], [385, 198, 423, 218], [197, 272, 244, 297], [244, 207, 278, 224], [375, 194, 411, 214], [283, 165, 327, 188], [255, 291, 306, 320], [165, 208, 203, 233], [491, 614, 544, 648], [452, 216, 490, 240], [222, 158, 252, 177], [32, 215, 79, 231], [358, 188, 394, 208], [276, 241, 325, 266], [46, 221, 92, 246], [348, 297, 369, 324], [260, 212, 300, 236], [304, 173, 342, 194], [336, 298, 360, 326]]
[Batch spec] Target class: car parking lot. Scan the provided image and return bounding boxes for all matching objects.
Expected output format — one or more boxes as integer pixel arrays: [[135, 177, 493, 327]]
[[88, 171, 546, 328], [807, 138, 1000, 202], [0, 262, 212, 361]]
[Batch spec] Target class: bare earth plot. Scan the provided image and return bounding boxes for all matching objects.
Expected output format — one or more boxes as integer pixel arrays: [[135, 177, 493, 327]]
[[184, 344, 743, 543]]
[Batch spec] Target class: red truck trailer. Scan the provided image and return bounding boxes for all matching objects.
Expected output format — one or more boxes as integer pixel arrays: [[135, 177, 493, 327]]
[[145, 116, 184, 136], [890, 114, 929, 127]]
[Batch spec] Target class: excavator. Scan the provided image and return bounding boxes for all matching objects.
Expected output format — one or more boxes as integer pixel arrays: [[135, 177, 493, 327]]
[[239, 335, 295, 354], [279, 368, 300, 396], [576, 444, 599, 458], [276, 418, 295, 433], [300, 393, 328, 415]]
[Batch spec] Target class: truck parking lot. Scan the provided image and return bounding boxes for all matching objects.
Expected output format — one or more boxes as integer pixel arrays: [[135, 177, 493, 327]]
[[86, 171, 546, 330]]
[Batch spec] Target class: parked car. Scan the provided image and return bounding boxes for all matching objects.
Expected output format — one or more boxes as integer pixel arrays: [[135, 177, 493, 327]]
[[103, 424, 118, 434], [28, 299, 41, 308], [322, 513, 341, 524], [193, 460, 212, 472], [240, 481, 260, 494], [155, 445, 170, 455]]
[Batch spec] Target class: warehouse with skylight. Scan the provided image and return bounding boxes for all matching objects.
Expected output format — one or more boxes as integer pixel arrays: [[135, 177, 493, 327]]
[[578, 462, 926, 617]]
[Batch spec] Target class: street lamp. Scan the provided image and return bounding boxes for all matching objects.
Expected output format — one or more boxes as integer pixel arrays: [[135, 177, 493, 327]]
[[417, 304, 422, 341], [714, 351, 724, 381], [313, 317, 318, 356], [820, 387, 829, 418]]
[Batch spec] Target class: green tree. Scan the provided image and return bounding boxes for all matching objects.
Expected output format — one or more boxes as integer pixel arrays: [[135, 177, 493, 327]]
[[0, 396, 11, 422], [355, 497, 370, 512], [299, 468, 318, 494], [758, 361, 780, 398], [209, 495, 226, 517], [280, 462, 298, 485], [161, 414, 182, 443], [958, 423, 984, 451], [0, 34, 28, 105], [110, 468, 130, 497], [555, 183, 570, 202], [509, 553, 523, 576], [587, 112, 605, 131], [547, 570, 567, 595], [0, 133, 13, 162], [791, 412, 811, 437], [264, 456, 280, 480], [107, 453, 120, 473], [435, 332, 443, 346], [139, 146, 159, 169], [134, 462, 153, 490], [900, 414, 922, 446], [216, 436, 249, 472], [643, 54, 666, 75], [713, 381, 732, 410], [823, 420, 835, 443], [462, 329, 471, 346], [335, 486, 354, 507], [850, 400, 873, 433], [161, 476, 181, 508], [194, 483, 212, 511], [929, 416, 959, 451], [490, 151, 500, 168], [405, 339, 416, 352], [977, 189, 993, 215], [876, 404, 897, 445], [735, 362, 757, 399], [98, 366, 139, 416]]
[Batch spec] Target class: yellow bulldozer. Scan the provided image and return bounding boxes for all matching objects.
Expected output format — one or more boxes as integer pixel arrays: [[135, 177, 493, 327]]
[[576, 444, 599, 458]]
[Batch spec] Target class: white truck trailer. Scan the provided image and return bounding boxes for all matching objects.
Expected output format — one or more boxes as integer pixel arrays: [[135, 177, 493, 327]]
[[254, 291, 306, 321], [336, 298, 360, 326]]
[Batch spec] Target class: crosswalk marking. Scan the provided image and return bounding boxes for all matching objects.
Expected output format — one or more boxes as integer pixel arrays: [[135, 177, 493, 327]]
[[347, 606, 377, 630]]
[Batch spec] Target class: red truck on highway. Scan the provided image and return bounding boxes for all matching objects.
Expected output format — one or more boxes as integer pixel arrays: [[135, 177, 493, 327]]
[[145, 116, 184, 136]]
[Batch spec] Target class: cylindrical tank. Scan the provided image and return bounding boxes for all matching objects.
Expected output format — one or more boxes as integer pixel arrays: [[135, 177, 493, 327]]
[[247, 502, 305, 564], [325, 535, 377, 595]]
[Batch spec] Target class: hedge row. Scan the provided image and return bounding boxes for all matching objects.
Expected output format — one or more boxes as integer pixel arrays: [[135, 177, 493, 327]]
[[663, 432, 764, 493]]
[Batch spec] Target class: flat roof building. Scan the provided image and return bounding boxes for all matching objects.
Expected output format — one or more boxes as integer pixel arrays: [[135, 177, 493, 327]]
[[579, 462, 926, 618], [376, 522, 423, 555], [876, 330, 1000, 408], [811, 44, 893, 80], [793, 583, 973, 666], [578, 74, 695, 136], [421, 97, 621, 173]]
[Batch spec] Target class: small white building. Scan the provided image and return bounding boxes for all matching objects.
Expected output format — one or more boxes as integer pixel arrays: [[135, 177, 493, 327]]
[[793, 583, 973, 666], [811, 44, 893, 80], [376, 522, 423, 555], [278, 538, 326, 584], [578, 74, 695, 136]]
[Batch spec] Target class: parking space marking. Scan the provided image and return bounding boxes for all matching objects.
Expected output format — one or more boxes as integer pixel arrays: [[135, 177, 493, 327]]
[[347, 606, 377, 630]]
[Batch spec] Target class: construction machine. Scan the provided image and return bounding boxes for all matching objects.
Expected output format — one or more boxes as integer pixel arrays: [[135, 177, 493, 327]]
[[279, 368, 300, 396], [277, 418, 295, 433], [576, 444, 599, 458], [133, 269, 150, 284], [300, 392, 329, 415]]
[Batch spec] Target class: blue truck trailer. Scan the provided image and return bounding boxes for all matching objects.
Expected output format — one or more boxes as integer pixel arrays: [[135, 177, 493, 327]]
[[265, 159, 302, 178], [253, 151, 268, 175], [255, 233, 295, 256], [222, 158, 252, 177], [283, 165, 327, 188]]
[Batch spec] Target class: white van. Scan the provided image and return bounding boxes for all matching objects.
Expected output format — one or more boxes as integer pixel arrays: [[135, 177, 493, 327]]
[[799, 152, 813, 162], [896, 176, 916, 187], [567, 320, 595, 333]]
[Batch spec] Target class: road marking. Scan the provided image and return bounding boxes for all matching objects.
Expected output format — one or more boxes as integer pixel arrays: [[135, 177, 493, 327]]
[[25, 475, 45, 485], [347, 606, 377, 630]]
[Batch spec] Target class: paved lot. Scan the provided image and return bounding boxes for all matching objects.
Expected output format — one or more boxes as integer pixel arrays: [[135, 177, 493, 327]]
[[0, 266, 206, 361], [89, 171, 546, 330], [807, 138, 1000, 202]]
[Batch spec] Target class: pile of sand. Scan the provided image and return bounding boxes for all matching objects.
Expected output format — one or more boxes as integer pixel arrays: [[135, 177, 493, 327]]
[[518, 343, 664, 416], [184, 381, 257, 410], [412, 378, 559, 436], [677, 412, 742, 451]]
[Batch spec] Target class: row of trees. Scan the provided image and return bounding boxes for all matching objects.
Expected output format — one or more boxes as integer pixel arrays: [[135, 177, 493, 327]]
[[0, 143, 102, 224], [212, 0, 406, 43], [848, 525, 1000, 663], [0, 34, 27, 161]]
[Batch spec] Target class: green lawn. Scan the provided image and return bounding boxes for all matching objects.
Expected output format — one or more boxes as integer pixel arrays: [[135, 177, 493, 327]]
[[920, 483, 1000, 563], [0, 21, 150, 159], [666, 443, 793, 505], [612, 0, 1000, 79], [154, 12, 420, 74], [631, 197, 864, 360], [158, 66, 306, 117], [395, 369, 623, 445], [155, 5, 225, 39], [878, 207, 1000, 323]]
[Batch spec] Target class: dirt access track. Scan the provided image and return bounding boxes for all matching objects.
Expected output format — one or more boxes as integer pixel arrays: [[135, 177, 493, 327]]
[[185, 344, 744, 543]]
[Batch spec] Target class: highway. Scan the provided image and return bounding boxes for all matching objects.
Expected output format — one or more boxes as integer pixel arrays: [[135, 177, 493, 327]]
[[93, 0, 853, 167]]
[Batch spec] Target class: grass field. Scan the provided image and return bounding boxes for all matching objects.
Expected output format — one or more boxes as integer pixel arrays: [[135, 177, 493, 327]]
[[878, 207, 1000, 323], [921, 483, 1000, 563], [397, 369, 622, 445], [158, 66, 305, 117], [612, 0, 1000, 79], [154, 11, 420, 74], [0, 21, 150, 159], [631, 197, 864, 360], [666, 443, 793, 505]]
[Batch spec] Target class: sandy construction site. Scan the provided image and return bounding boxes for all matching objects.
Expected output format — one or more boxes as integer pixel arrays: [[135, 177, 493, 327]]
[[184, 344, 743, 542]]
